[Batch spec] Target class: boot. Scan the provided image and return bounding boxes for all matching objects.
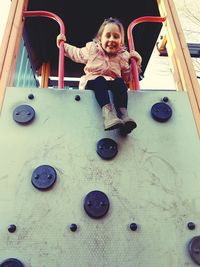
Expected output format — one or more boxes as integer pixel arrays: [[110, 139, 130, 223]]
[[102, 104, 124, 131], [119, 107, 137, 134]]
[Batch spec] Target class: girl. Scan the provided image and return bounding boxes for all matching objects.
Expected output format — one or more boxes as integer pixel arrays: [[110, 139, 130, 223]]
[[57, 17, 142, 134]]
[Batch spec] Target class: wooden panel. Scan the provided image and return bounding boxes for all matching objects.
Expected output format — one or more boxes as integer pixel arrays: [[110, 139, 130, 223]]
[[0, 0, 29, 112], [157, 0, 200, 136], [41, 61, 50, 88], [0, 0, 17, 77]]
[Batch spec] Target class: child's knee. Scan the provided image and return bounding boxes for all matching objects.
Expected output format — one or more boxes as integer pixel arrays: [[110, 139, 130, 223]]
[[95, 76, 107, 83]]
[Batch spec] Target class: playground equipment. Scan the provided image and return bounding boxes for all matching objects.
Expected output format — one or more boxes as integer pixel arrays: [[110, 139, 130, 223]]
[[0, 0, 200, 266]]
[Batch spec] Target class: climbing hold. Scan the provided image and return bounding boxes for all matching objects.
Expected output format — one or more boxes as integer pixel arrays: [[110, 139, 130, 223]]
[[188, 236, 200, 265], [0, 258, 24, 267], [84, 190, 110, 219], [31, 165, 57, 190], [96, 138, 118, 160], [151, 102, 172, 122], [13, 104, 35, 125]]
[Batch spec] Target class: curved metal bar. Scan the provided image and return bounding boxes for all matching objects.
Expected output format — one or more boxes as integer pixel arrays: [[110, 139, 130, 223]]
[[127, 16, 166, 90], [23, 10, 66, 89]]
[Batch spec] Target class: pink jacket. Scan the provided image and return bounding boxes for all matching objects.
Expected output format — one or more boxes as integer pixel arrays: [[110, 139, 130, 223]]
[[64, 40, 131, 89]]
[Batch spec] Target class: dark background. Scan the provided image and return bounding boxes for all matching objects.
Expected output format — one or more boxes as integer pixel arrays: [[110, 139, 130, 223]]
[[25, 0, 162, 79]]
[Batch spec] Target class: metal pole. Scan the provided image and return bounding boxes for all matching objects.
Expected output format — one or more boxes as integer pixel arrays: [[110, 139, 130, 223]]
[[127, 16, 166, 90], [23, 10, 66, 89]]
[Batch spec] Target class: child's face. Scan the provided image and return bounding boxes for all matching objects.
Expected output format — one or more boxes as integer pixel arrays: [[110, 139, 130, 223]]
[[100, 23, 122, 55]]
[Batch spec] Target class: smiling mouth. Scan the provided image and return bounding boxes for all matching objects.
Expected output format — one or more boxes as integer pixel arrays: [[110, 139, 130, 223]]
[[107, 46, 116, 49]]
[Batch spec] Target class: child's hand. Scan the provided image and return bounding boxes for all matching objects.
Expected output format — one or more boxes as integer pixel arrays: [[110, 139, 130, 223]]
[[56, 33, 66, 48], [130, 50, 142, 73]]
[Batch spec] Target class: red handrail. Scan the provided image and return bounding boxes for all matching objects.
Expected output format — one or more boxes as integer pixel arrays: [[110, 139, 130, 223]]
[[127, 16, 166, 90], [23, 11, 65, 89]]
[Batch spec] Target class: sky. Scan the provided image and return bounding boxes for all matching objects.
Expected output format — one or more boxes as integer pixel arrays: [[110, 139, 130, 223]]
[[140, 0, 200, 88], [0, 1, 11, 46], [0, 0, 199, 88]]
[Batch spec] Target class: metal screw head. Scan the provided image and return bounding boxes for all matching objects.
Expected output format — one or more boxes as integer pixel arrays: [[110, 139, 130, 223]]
[[47, 174, 53, 179], [34, 174, 39, 179], [100, 201, 106, 207], [87, 201, 92, 207]]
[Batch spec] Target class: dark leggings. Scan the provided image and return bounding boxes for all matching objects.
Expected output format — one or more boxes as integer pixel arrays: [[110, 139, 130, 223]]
[[86, 76, 128, 109]]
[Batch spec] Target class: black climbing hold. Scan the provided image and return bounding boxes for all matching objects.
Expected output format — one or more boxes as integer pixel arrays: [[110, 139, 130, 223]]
[[0, 258, 24, 267], [188, 236, 200, 265], [187, 222, 196, 230], [31, 165, 57, 190], [84, 190, 110, 219], [151, 102, 172, 122], [75, 95, 81, 101], [96, 138, 118, 160], [13, 105, 35, 125]]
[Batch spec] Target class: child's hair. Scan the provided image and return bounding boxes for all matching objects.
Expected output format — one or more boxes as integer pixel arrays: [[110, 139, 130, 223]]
[[95, 17, 125, 46]]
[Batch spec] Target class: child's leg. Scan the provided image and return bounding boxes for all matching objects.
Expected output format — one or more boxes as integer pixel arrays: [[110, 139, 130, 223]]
[[109, 78, 137, 134], [86, 77, 123, 130], [108, 78, 128, 112], [86, 76, 110, 108]]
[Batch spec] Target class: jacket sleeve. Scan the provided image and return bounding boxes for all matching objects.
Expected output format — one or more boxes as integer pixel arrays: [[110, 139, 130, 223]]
[[120, 51, 131, 83], [64, 42, 93, 64]]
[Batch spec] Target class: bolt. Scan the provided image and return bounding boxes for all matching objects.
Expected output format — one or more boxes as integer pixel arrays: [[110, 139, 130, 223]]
[[130, 223, 138, 231], [70, 224, 78, 232], [194, 247, 200, 254], [87, 201, 92, 207], [47, 174, 52, 179], [34, 174, 39, 179], [100, 201, 106, 207], [75, 95, 81, 101], [28, 94, 34, 100], [187, 222, 196, 230], [8, 224, 16, 233], [163, 97, 169, 102]]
